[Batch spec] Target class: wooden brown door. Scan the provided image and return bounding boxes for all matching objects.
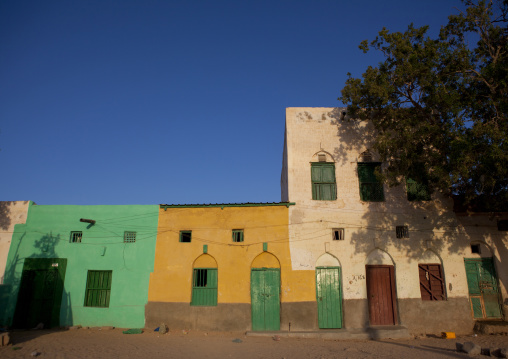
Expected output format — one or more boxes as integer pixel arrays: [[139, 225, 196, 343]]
[[366, 265, 397, 325]]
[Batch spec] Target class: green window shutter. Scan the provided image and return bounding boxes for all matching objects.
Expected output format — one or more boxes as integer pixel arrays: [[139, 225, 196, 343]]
[[84, 270, 112, 308], [191, 268, 218, 306], [406, 178, 431, 201], [358, 163, 384, 201], [311, 163, 337, 200]]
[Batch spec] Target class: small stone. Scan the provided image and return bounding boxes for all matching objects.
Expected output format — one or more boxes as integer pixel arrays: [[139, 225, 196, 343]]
[[1, 332, 10, 346], [344, 348, 358, 352], [272, 335, 281, 341], [101, 326, 114, 330], [159, 323, 167, 334], [462, 341, 481, 355], [498, 348, 507, 358], [232, 338, 242, 343], [30, 351, 40, 357], [456, 342, 464, 352], [68, 325, 81, 330], [481, 347, 494, 356]]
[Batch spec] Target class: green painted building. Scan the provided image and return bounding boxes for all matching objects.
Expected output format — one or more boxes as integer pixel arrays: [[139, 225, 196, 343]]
[[0, 202, 159, 329]]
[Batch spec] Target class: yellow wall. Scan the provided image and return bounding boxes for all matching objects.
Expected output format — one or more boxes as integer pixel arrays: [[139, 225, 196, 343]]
[[148, 205, 315, 304]]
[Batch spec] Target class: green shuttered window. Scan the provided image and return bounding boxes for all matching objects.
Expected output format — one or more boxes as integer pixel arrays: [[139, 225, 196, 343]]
[[84, 270, 112, 307], [191, 268, 217, 306], [406, 178, 431, 201], [358, 162, 384, 201], [311, 163, 337, 200], [232, 229, 244, 242]]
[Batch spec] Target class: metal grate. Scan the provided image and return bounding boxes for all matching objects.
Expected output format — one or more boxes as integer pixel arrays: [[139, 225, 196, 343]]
[[70, 231, 82, 243], [396, 226, 409, 238], [232, 229, 244, 242], [333, 228, 344, 241], [124, 231, 136, 243]]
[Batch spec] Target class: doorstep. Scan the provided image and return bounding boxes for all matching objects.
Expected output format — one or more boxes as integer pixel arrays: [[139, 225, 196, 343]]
[[246, 326, 410, 340]]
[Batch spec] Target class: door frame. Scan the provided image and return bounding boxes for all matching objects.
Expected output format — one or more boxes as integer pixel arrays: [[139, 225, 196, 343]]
[[250, 267, 280, 331], [315, 266, 342, 329], [464, 257, 502, 319], [366, 265, 398, 326]]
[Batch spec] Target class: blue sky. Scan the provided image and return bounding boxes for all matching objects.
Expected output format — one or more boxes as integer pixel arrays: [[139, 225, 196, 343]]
[[1, 0, 464, 205]]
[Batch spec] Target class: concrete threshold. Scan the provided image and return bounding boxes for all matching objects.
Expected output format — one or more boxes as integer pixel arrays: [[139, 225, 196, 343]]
[[474, 320, 508, 335], [246, 326, 410, 340]]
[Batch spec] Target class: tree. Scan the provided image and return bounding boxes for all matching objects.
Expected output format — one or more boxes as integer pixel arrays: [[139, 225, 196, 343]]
[[339, 0, 507, 209]]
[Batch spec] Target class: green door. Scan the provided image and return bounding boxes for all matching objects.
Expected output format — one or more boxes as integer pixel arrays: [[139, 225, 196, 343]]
[[13, 258, 67, 328], [316, 267, 342, 329], [464, 258, 502, 319], [251, 268, 280, 331]]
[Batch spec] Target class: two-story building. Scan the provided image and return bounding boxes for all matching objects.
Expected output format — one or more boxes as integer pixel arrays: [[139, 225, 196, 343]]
[[281, 107, 507, 335]]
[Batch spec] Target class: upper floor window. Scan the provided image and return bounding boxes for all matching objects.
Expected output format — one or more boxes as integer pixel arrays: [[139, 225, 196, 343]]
[[311, 163, 336, 201], [180, 231, 192, 242], [70, 231, 82, 243], [358, 162, 384, 201], [406, 178, 431, 201], [232, 229, 244, 242]]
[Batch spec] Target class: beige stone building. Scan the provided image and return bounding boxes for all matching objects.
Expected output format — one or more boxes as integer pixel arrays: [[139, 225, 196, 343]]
[[0, 201, 31, 284], [281, 107, 507, 334]]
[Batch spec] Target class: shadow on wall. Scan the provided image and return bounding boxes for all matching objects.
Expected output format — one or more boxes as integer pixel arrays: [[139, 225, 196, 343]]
[[0, 201, 13, 231], [325, 107, 507, 298], [1, 230, 72, 329]]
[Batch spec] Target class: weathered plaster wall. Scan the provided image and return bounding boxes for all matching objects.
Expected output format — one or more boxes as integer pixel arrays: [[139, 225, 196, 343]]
[[0, 201, 30, 284], [283, 107, 508, 332], [1, 203, 159, 328]]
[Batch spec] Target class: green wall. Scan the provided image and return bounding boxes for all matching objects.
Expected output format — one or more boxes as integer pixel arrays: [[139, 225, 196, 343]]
[[1, 203, 159, 328]]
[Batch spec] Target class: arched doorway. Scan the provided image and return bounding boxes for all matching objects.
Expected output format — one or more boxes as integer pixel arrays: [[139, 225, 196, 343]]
[[251, 252, 280, 331], [315, 253, 342, 329], [464, 242, 502, 319], [365, 249, 397, 325]]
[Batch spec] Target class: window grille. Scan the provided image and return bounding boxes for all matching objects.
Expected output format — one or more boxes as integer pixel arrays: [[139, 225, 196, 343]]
[[333, 228, 344, 241], [360, 150, 373, 162], [396, 226, 409, 238], [70, 231, 82, 243], [232, 229, 244, 242], [418, 264, 446, 300], [84, 270, 112, 307], [311, 163, 337, 201], [180, 231, 192, 242], [191, 268, 218, 306], [124, 231, 136, 243], [358, 162, 384, 201]]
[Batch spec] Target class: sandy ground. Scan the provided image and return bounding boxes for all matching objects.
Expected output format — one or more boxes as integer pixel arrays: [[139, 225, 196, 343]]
[[1, 328, 507, 359]]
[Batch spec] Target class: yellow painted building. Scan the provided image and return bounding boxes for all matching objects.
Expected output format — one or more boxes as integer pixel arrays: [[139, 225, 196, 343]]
[[145, 203, 317, 331]]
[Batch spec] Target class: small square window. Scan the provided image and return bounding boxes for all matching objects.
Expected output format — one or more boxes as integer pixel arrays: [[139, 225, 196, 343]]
[[396, 226, 409, 238], [471, 244, 481, 254], [180, 231, 192, 243], [318, 154, 326, 162], [124, 231, 136, 243], [332, 228, 344, 241], [70, 231, 82, 243], [232, 229, 244, 242], [497, 220, 508, 231]]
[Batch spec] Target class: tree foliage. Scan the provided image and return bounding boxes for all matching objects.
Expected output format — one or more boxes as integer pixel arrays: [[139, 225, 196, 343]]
[[340, 0, 507, 208]]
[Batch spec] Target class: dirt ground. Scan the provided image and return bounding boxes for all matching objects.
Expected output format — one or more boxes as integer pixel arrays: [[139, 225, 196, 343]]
[[1, 328, 507, 359]]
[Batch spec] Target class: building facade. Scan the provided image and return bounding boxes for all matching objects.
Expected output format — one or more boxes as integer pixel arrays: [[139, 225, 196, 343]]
[[0, 203, 159, 329], [146, 203, 320, 331], [281, 107, 507, 334]]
